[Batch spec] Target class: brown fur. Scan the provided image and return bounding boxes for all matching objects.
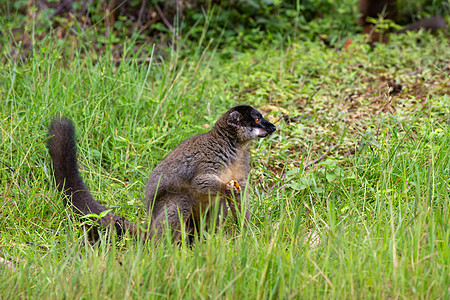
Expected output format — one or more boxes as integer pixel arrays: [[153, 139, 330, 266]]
[[48, 105, 276, 242]]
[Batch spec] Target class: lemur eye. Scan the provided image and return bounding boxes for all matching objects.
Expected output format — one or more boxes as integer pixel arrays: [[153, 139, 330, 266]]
[[255, 118, 260, 124]]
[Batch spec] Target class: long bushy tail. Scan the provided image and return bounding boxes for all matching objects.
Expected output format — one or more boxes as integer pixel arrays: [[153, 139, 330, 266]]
[[47, 118, 143, 238]]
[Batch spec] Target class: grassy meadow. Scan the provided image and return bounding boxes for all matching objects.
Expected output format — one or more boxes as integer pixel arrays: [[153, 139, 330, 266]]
[[1, 11, 450, 299]]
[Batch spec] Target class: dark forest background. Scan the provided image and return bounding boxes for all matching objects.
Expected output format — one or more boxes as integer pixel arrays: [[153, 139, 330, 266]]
[[1, 0, 448, 58]]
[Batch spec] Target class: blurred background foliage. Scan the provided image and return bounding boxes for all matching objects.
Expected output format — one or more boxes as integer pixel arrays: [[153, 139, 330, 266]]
[[0, 0, 448, 58]]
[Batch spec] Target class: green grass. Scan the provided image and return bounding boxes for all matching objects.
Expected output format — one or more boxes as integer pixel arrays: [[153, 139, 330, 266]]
[[1, 27, 449, 298]]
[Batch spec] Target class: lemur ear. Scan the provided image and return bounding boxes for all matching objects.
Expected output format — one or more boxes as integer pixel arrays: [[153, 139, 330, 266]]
[[227, 111, 242, 127]]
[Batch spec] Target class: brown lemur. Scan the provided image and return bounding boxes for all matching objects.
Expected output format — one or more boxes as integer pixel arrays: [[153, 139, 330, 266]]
[[47, 105, 276, 242]]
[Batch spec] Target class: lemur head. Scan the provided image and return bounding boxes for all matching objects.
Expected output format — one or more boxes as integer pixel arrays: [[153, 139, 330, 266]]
[[223, 105, 277, 142]]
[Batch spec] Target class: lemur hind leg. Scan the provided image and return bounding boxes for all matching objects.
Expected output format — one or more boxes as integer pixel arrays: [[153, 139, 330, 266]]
[[149, 194, 193, 242]]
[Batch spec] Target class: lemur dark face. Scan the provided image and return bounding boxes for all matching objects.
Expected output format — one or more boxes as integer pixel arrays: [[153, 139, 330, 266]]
[[226, 105, 277, 141]]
